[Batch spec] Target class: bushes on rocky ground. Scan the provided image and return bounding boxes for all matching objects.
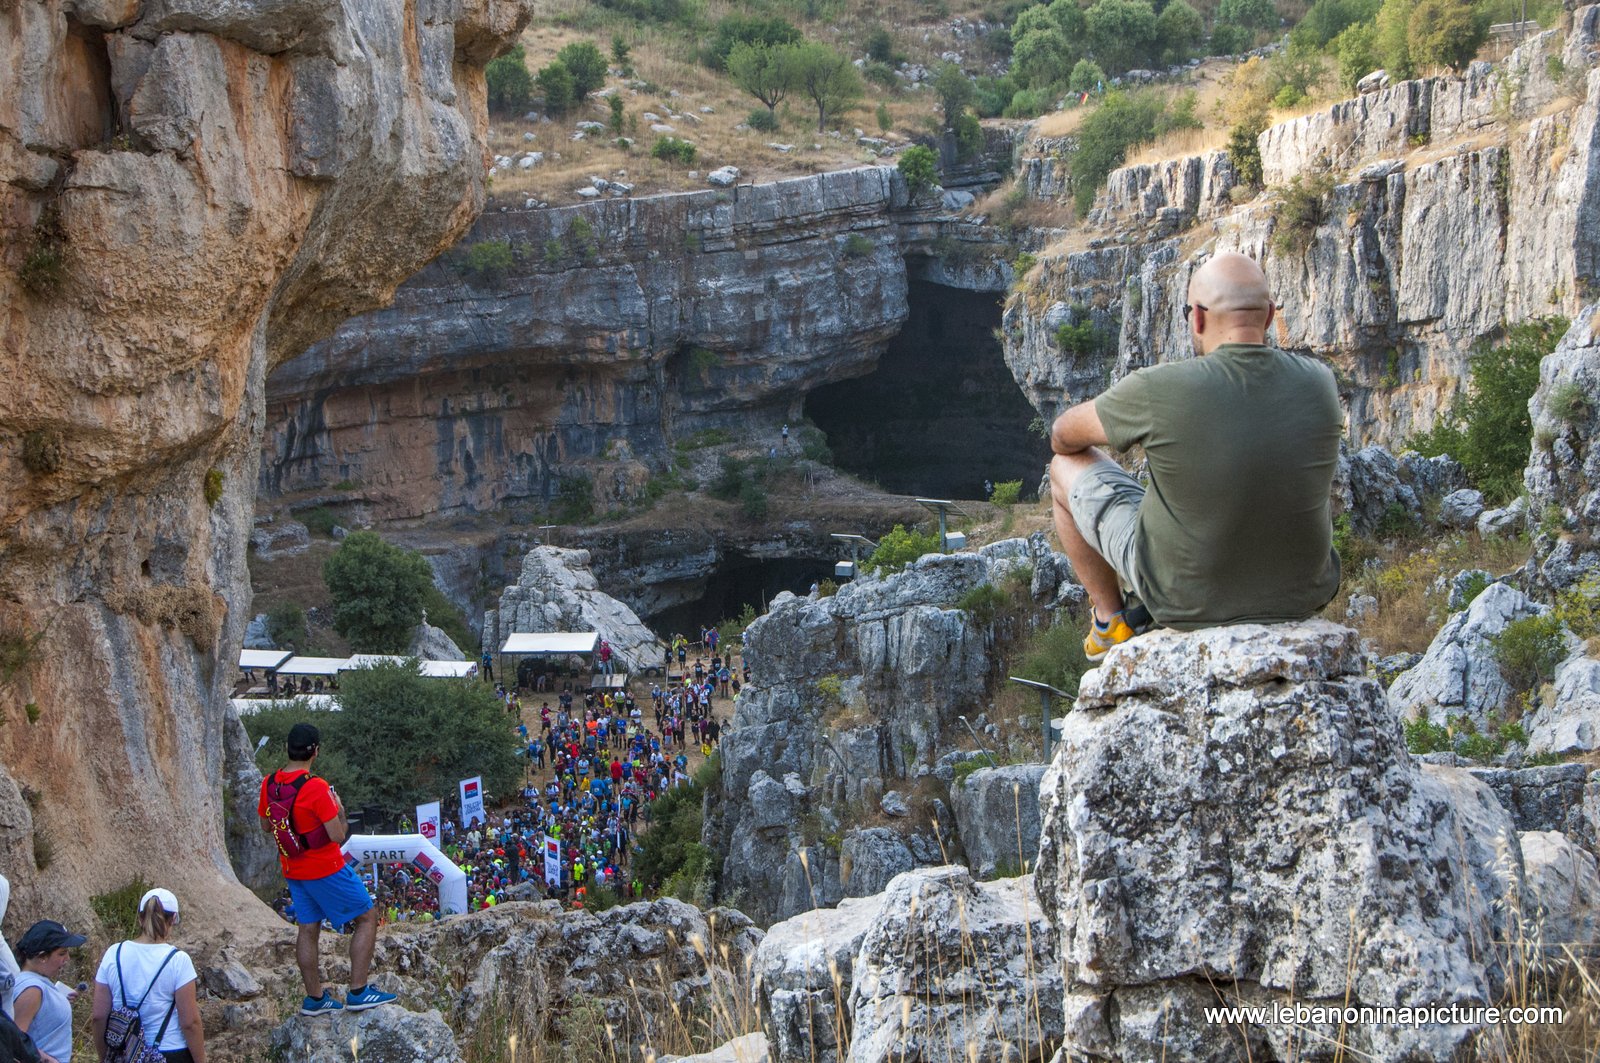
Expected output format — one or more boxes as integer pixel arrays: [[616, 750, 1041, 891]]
[[486, 45, 532, 114], [461, 239, 515, 281], [651, 136, 698, 165], [989, 480, 1022, 505], [898, 145, 939, 199], [1404, 713, 1527, 760], [1491, 613, 1567, 694], [863, 524, 944, 573], [1409, 317, 1568, 504], [246, 664, 520, 816], [1012, 618, 1091, 694], [91, 877, 152, 940], [634, 754, 720, 901], [1071, 89, 1200, 214], [1270, 173, 1337, 255]]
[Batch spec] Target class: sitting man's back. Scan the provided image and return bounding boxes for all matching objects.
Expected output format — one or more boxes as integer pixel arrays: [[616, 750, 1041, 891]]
[[1048, 251, 1342, 656]]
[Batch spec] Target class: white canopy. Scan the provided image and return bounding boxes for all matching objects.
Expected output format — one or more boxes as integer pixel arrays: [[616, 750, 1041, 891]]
[[276, 656, 347, 676], [345, 654, 477, 678], [500, 632, 600, 655], [232, 694, 338, 714], [239, 649, 292, 671]]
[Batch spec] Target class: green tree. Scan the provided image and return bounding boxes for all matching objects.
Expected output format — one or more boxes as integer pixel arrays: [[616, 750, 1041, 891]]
[[322, 531, 435, 653], [1410, 318, 1568, 504], [536, 60, 576, 116], [1071, 89, 1164, 213], [1409, 0, 1487, 72], [953, 111, 984, 159], [265, 602, 306, 649], [932, 61, 975, 126], [898, 144, 939, 198], [1334, 22, 1379, 91], [1155, 0, 1205, 63], [1086, 0, 1161, 75], [611, 34, 632, 67], [726, 41, 797, 115], [486, 45, 533, 115], [1011, 28, 1072, 88], [1269, 36, 1325, 103], [1374, 0, 1416, 79], [790, 41, 864, 131], [557, 41, 609, 99], [1217, 0, 1279, 28], [864, 524, 944, 573], [707, 14, 802, 68], [1069, 58, 1107, 93], [1292, 0, 1380, 47]]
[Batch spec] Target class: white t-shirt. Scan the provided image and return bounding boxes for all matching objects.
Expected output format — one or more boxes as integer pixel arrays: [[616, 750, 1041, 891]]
[[95, 941, 197, 1052]]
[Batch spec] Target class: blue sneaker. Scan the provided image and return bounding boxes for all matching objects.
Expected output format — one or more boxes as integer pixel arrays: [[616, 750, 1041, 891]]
[[345, 984, 397, 1012], [300, 990, 344, 1016]]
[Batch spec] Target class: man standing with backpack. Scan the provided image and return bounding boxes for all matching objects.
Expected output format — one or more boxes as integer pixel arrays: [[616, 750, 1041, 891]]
[[257, 723, 397, 1016]]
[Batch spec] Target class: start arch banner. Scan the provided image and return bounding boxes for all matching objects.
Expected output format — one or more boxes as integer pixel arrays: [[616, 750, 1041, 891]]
[[342, 833, 468, 917]]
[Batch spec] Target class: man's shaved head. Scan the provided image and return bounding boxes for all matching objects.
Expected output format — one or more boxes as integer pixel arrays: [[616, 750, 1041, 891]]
[[1188, 251, 1272, 313]]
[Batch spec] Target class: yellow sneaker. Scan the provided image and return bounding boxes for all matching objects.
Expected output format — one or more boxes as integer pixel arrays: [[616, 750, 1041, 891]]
[[1084, 611, 1136, 662]]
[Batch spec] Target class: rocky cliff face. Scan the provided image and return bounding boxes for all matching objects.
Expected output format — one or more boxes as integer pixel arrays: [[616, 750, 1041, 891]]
[[262, 167, 930, 521], [1006, 11, 1600, 447], [0, 0, 528, 926]]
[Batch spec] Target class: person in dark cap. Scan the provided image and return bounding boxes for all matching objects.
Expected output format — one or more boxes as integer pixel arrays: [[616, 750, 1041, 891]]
[[10, 922, 82, 1063], [256, 722, 396, 1016]]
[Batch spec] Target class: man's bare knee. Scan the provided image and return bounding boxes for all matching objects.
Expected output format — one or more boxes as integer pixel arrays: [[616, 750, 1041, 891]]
[[1050, 450, 1109, 502]]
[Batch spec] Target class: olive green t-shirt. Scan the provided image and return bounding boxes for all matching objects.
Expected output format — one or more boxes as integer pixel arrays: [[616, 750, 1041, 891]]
[[1093, 343, 1343, 630]]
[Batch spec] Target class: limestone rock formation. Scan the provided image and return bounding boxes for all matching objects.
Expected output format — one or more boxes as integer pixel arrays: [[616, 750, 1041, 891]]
[[1387, 582, 1554, 727], [1527, 302, 1600, 589], [1526, 650, 1600, 753], [1338, 446, 1466, 536], [1519, 829, 1600, 956], [1468, 763, 1598, 851], [1038, 621, 1513, 1062], [483, 545, 667, 674], [755, 867, 1061, 1063], [0, 0, 531, 930], [707, 536, 1078, 925], [848, 867, 1061, 1063], [408, 621, 467, 662], [950, 763, 1048, 879], [659, 1032, 770, 1063], [270, 1007, 464, 1063]]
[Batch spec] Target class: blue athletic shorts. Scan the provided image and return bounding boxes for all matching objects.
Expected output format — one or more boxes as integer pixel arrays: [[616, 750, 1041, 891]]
[[287, 865, 373, 929]]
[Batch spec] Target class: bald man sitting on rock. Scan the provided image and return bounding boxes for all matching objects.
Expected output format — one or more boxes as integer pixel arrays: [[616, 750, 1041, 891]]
[[1048, 251, 1344, 660]]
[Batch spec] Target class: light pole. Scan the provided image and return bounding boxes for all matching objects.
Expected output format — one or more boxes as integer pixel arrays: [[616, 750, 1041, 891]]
[[1008, 677, 1072, 758], [956, 715, 998, 767]]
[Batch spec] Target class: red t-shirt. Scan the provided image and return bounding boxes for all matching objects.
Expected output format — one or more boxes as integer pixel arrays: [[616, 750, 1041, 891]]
[[257, 769, 344, 880]]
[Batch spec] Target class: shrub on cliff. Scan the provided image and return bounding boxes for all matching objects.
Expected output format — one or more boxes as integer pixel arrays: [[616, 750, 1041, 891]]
[[1071, 89, 1198, 215], [898, 145, 939, 199], [1409, 317, 1568, 504], [863, 524, 943, 573], [486, 45, 533, 115], [323, 531, 435, 653]]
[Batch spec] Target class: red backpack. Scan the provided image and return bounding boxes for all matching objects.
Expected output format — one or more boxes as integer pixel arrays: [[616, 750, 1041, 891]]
[[265, 772, 332, 858]]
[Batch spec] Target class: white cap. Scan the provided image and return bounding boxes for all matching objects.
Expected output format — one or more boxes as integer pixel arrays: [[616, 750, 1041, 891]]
[[137, 887, 180, 917]]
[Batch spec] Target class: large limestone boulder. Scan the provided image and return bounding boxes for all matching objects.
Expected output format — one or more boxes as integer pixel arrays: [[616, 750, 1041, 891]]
[[408, 620, 466, 661], [1519, 829, 1600, 956], [482, 546, 667, 674], [950, 763, 1048, 878], [848, 867, 1062, 1063], [1387, 582, 1552, 727], [1038, 621, 1512, 1062], [1525, 646, 1600, 754], [270, 1007, 463, 1062], [755, 867, 1062, 1063], [1469, 762, 1597, 850]]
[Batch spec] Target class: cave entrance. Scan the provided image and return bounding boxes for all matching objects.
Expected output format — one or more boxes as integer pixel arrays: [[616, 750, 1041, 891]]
[[648, 555, 830, 644], [803, 279, 1047, 499]]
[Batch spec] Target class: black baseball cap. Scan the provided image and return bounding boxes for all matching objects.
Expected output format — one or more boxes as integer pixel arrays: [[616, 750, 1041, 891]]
[[287, 722, 321, 757], [16, 920, 86, 958]]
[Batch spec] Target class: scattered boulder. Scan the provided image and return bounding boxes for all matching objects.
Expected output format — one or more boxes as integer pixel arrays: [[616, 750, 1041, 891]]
[[1479, 496, 1528, 538], [1526, 305, 1600, 588], [1345, 592, 1378, 621], [949, 763, 1047, 878], [657, 1033, 770, 1063], [940, 189, 976, 210], [847, 868, 1062, 1063], [249, 519, 310, 560], [1358, 68, 1391, 93], [841, 828, 915, 897], [1524, 651, 1600, 754], [1519, 829, 1600, 957], [1038, 621, 1511, 1062], [877, 790, 909, 817], [242, 613, 274, 650], [756, 892, 886, 1063], [270, 1007, 463, 1062], [1469, 762, 1596, 851], [1438, 487, 1486, 528], [199, 956, 261, 1000], [407, 621, 466, 661], [1387, 582, 1551, 728], [707, 166, 741, 187]]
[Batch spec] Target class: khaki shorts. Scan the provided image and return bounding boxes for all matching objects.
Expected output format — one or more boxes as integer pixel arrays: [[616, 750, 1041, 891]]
[[1066, 461, 1146, 600]]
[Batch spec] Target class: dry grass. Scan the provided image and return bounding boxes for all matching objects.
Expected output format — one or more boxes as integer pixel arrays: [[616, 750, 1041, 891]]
[[1335, 530, 1533, 656], [1124, 122, 1230, 166]]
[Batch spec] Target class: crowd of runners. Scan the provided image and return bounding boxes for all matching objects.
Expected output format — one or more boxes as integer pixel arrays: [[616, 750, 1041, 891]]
[[269, 628, 747, 923]]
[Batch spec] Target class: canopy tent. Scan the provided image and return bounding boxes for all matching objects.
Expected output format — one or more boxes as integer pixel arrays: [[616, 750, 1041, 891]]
[[500, 632, 600, 655], [239, 649, 292, 671], [346, 654, 478, 678], [341, 834, 468, 917], [276, 656, 347, 677], [232, 694, 338, 715]]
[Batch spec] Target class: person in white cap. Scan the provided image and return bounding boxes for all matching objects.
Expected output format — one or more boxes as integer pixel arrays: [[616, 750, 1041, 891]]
[[89, 888, 207, 1063]]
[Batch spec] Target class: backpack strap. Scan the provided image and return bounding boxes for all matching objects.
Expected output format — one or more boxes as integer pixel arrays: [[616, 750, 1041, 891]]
[[143, 948, 180, 1049], [134, 947, 180, 1011]]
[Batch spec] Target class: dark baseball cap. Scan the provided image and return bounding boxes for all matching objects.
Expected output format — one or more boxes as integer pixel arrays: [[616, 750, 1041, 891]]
[[287, 722, 321, 756], [16, 920, 86, 958]]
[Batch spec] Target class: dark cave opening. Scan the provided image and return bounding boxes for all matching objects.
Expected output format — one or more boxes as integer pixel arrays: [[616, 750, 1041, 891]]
[[803, 278, 1049, 500], [646, 555, 832, 642]]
